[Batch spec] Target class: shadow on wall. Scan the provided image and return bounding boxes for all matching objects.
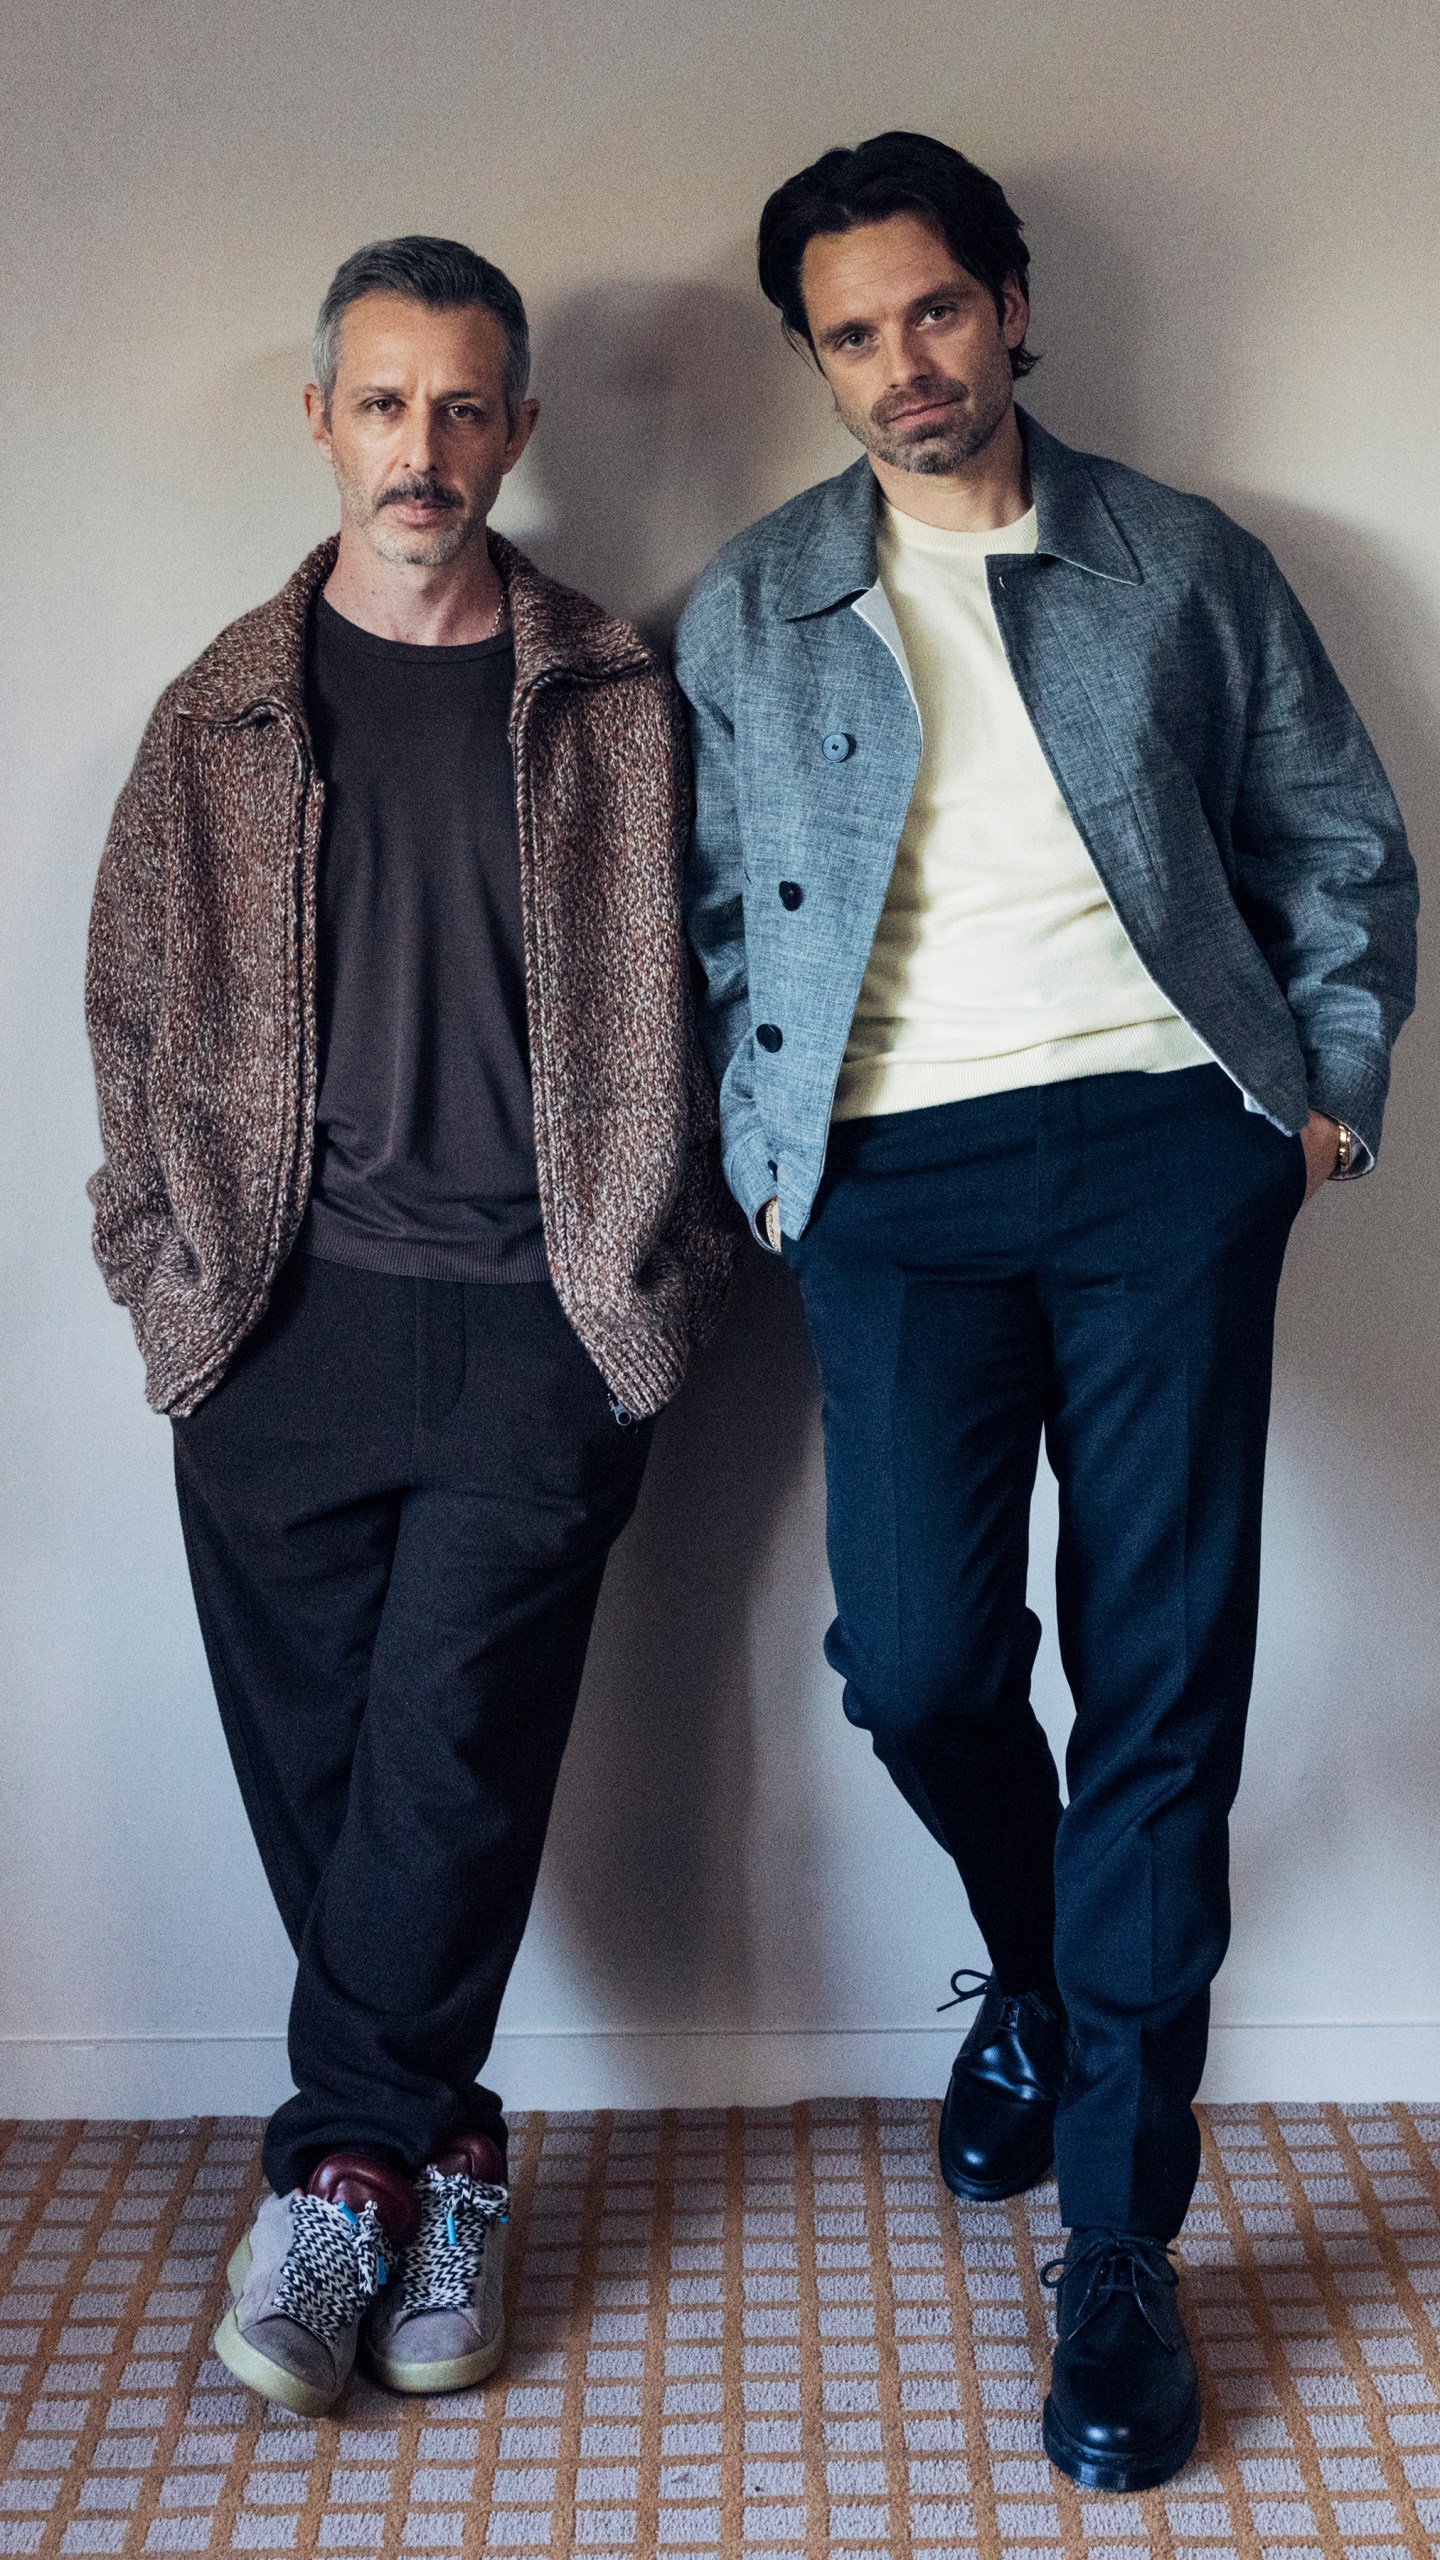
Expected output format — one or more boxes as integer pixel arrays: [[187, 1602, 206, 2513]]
[[515, 275, 843, 647], [1228, 504, 1439, 1466], [547, 1255, 823, 2032], [508, 277, 842, 2032], [1211, 501, 1440, 1970], [1013, 159, 1260, 482]]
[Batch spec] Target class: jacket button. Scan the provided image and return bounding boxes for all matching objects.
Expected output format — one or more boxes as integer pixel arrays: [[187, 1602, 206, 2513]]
[[778, 880, 804, 910], [756, 1023, 783, 1052], [821, 730, 854, 761]]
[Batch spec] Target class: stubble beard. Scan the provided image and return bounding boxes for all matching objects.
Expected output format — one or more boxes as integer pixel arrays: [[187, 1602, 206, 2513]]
[[850, 361, 1014, 478], [332, 455, 488, 568], [370, 513, 478, 569]]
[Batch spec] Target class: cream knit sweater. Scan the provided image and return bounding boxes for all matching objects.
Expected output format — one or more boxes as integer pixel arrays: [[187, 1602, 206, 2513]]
[[834, 501, 1208, 1122]]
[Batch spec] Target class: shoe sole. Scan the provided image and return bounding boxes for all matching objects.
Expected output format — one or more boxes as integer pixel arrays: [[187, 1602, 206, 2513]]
[[362, 2322, 507, 2396], [211, 2234, 344, 2420], [1042, 2389, 1201, 2492], [940, 2147, 1055, 2204]]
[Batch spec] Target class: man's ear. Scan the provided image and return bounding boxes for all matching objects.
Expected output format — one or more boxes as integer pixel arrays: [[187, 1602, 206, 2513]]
[[1000, 279, 1030, 351], [503, 396, 541, 474], [304, 381, 333, 456]]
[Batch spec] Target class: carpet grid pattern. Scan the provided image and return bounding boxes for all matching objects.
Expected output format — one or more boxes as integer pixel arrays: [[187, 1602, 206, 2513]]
[[1, 2102, 1438, 2557]]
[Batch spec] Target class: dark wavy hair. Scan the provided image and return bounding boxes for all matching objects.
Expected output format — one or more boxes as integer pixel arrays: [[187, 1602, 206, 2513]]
[[757, 131, 1036, 380]]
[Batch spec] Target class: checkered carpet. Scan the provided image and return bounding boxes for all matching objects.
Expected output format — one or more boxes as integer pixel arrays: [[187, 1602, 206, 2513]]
[[2, 2102, 1438, 2557]]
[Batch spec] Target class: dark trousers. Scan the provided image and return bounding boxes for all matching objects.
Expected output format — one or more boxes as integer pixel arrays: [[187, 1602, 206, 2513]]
[[172, 1253, 650, 2197], [785, 1065, 1304, 2237]]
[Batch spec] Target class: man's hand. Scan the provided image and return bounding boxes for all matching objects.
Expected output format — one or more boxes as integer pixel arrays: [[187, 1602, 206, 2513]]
[[1299, 1110, 1342, 1202]]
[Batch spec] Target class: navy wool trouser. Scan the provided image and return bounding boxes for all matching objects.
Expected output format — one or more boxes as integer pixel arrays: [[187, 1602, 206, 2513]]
[[172, 1252, 650, 2199], [785, 1064, 1305, 2238]]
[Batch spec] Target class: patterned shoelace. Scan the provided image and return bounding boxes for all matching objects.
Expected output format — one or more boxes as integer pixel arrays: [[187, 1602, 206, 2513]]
[[399, 2167, 509, 2315], [270, 2193, 390, 2343]]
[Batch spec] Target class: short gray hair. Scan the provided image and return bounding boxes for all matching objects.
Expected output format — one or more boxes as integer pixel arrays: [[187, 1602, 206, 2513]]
[[312, 236, 531, 425]]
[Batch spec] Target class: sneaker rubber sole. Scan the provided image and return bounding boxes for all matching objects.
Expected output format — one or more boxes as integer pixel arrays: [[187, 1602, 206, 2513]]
[[211, 2234, 345, 2419], [1041, 2387, 1201, 2491], [363, 2321, 507, 2395]]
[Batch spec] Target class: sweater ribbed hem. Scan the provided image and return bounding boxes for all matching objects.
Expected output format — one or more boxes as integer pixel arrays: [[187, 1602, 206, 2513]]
[[832, 1016, 1211, 1122], [297, 1204, 551, 1286]]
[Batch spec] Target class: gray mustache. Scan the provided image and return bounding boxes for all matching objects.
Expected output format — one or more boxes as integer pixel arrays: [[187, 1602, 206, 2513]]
[[378, 477, 462, 510]]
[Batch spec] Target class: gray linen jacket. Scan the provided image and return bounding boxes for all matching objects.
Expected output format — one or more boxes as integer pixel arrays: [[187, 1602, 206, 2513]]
[[675, 411, 1417, 1238]]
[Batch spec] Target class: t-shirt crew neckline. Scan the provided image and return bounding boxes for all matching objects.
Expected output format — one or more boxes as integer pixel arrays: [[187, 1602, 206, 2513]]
[[880, 499, 1039, 561], [314, 590, 513, 665]]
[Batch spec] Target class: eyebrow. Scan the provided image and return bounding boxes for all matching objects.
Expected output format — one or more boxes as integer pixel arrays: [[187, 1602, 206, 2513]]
[[349, 382, 493, 402]]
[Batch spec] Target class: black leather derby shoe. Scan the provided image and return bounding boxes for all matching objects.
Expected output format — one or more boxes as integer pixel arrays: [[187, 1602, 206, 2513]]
[[1043, 2228, 1201, 2491], [937, 1971, 1069, 2203]]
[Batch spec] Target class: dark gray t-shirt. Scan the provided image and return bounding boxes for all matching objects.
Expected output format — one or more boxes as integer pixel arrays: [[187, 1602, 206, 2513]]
[[299, 594, 547, 1283]]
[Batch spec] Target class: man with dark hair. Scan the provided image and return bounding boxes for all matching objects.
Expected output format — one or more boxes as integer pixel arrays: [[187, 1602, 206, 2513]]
[[86, 235, 733, 2414], [677, 134, 1415, 2489]]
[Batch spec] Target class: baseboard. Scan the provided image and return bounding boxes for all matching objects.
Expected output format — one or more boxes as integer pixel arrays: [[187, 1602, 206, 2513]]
[[3, 2021, 1439, 2118]]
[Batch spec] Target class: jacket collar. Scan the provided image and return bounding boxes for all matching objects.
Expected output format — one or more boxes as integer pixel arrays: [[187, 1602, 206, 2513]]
[[775, 406, 1142, 620], [173, 531, 652, 721]]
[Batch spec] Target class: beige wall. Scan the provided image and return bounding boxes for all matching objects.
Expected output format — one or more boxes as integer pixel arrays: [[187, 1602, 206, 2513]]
[[3, 0, 1437, 2112]]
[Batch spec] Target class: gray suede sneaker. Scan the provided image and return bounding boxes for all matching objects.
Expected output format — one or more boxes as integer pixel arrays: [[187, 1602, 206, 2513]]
[[214, 2188, 393, 2416], [364, 2162, 508, 2394]]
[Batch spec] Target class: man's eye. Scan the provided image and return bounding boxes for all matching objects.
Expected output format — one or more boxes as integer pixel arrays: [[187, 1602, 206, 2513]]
[[922, 304, 956, 322]]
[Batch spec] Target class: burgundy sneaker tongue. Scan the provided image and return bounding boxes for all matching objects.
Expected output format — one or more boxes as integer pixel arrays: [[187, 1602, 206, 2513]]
[[305, 2152, 420, 2248], [431, 2130, 506, 2185]]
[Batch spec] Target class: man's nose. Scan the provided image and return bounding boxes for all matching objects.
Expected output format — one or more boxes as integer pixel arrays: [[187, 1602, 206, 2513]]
[[882, 330, 932, 385], [397, 406, 443, 473], [886, 330, 932, 378]]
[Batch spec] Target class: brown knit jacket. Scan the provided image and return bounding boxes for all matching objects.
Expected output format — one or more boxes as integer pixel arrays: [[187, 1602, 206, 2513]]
[[85, 536, 737, 1419]]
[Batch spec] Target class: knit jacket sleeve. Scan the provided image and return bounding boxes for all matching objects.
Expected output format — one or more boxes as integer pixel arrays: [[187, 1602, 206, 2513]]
[[84, 697, 176, 1316]]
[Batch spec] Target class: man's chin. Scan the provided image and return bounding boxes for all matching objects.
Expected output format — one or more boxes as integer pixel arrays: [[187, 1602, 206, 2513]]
[[897, 446, 962, 477], [370, 522, 472, 569], [871, 432, 972, 477]]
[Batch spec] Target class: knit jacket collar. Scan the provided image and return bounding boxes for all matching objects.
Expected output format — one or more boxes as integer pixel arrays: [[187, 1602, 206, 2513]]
[[172, 531, 652, 722]]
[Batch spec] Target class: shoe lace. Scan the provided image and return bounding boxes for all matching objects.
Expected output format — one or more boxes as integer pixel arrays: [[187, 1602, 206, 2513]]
[[271, 2192, 390, 2343], [400, 2165, 508, 2314], [937, 1966, 1029, 2036], [1040, 2230, 1181, 2354]]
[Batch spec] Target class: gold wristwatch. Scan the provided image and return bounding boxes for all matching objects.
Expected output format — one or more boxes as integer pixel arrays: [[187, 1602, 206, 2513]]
[[761, 1197, 782, 1250], [1333, 1121, 1356, 1178]]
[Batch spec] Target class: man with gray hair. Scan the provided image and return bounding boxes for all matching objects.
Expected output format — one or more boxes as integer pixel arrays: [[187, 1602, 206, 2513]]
[[85, 237, 732, 2414]]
